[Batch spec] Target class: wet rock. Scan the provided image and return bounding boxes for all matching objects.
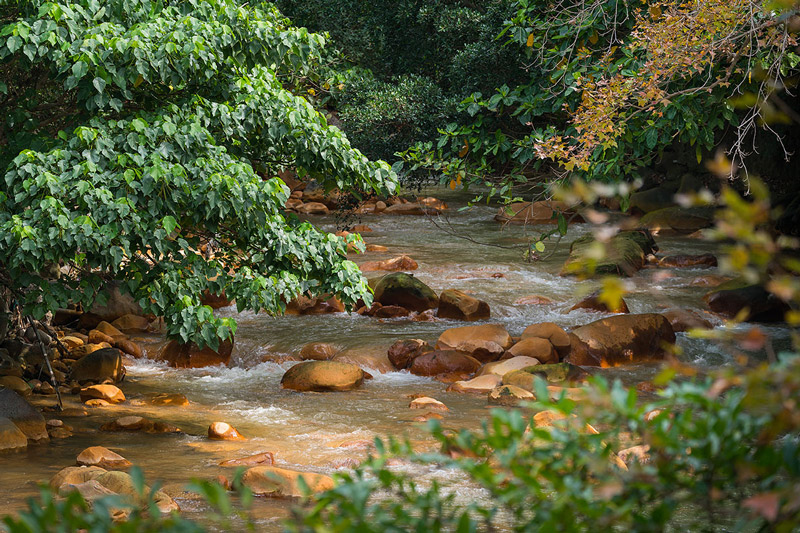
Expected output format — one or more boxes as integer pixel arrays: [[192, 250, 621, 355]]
[[0, 387, 48, 441], [409, 397, 448, 411], [281, 361, 365, 392], [157, 338, 233, 368], [50, 465, 108, 490], [374, 201, 387, 212], [93, 471, 179, 513], [85, 399, 111, 408], [447, 374, 502, 394], [149, 393, 189, 406], [383, 203, 439, 216], [360, 255, 419, 272], [0, 376, 31, 397], [488, 385, 535, 406], [95, 321, 125, 338], [387, 339, 433, 370], [297, 202, 330, 215], [242, 466, 335, 498], [372, 305, 411, 318], [639, 206, 714, 235], [662, 308, 713, 332], [373, 273, 438, 312], [113, 339, 143, 358], [504, 338, 558, 364], [331, 349, 394, 373], [69, 343, 111, 361], [100, 416, 180, 433], [88, 329, 115, 345], [70, 348, 125, 383], [703, 281, 790, 322], [208, 421, 245, 441], [299, 342, 340, 361], [0, 416, 28, 451], [365, 244, 388, 252], [111, 314, 151, 333], [408, 350, 482, 377], [436, 289, 491, 321], [520, 322, 571, 357], [61, 336, 85, 350], [502, 362, 589, 390], [412, 412, 444, 422], [436, 324, 513, 363], [219, 451, 275, 467], [658, 253, 717, 268], [514, 295, 553, 305], [80, 384, 125, 404], [285, 295, 345, 315], [567, 313, 676, 366], [77, 446, 132, 469], [478, 356, 541, 378], [494, 201, 581, 225], [689, 275, 730, 287], [561, 230, 657, 277], [569, 291, 630, 314]]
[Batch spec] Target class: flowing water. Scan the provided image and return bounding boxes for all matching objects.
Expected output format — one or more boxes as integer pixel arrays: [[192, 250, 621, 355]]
[[0, 188, 790, 529]]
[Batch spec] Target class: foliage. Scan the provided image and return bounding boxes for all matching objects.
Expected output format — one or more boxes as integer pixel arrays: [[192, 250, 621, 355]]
[[289, 358, 800, 532], [0, 0, 397, 348]]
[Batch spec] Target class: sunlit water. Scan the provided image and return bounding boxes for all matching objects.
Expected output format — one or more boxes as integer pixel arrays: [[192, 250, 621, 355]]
[[0, 188, 790, 529]]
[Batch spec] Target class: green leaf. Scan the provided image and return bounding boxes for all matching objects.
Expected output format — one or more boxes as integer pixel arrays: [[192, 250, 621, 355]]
[[160, 215, 178, 234]]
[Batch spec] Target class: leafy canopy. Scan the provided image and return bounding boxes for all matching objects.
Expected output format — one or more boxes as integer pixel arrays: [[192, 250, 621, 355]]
[[0, 0, 397, 348]]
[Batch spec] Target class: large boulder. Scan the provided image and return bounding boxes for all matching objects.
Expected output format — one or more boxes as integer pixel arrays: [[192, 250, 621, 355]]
[[703, 281, 790, 322], [387, 339, 433, 370], [373, 273, 438, 312], [157, 338, 233, 368], [436, 324, 513, 363], [561, 230, 657, 277], [382, 203, 439, 216], [0, 416, 28, 451], [504, 338, 558, 364], [241, 466, 334, 498], [70, 348, 125, 383], [280, 361, 365, 392], [408, 350, 482, 377], [640, 206, 714, 235], [111, 314, 151, 333], [436, 290, 491, 321], [88, 282, 144, 323], [567, 313, 675, 366], [520, 323, 571, 357], [494, 201, 581, 225], [0, 388, 48, 441]]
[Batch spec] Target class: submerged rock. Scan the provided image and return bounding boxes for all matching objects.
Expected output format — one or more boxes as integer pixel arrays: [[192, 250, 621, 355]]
[[281, 361, 365, 392], [219, 452, 275, 467], [436, 289, 491, 321], [0, 387, 48, 441], [502, 362, 589, 390], [241, 466, 335, 498], [299, 342, 339, 361], [658, 253, 717, 268]]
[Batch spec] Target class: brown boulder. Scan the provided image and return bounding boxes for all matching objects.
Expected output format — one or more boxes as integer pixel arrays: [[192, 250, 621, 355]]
[[658, 254, 717, 268], [504, 338, 558, 364], [408, 350, 481, 377], [436, 289, 491, 321], [387, 339, 433, 370], [332, 349, 394, 373], [436, 324, 513, 363], [80, 384, 125, 404], [514, 295, 553, 305], [281, 361, 365, 392], [409, 397, 449, 411], [373, 305, 411, 318], [77, 446, 132, 469], [157, 338, 233, 368], [447, 374, 502, 394], [488, 385, 535, 406], [0, 416, 27, 452], [297, 202, 330, 215], [662, 309, 713, 332], [299, 342, 339, 361], [494, 201, 581, 225], [88, 329, 115, 345], [0, 388, 48, 441], [520, 322, 571, 357], [383, 203, 438, 216], [285, 295, 345, 315], [113, 339, 143, 358], [478, 356, 541, 378], [567, 313, 675, 367], [373, 273, 438, 312], [111, 314, 151, 333], [208, 421, 245, 441], [570, 291, 629, 314], [241, 466, 334, 498], [360, 255, 418, 272]]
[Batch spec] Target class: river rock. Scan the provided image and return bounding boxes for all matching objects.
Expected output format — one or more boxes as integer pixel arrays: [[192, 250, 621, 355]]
[[372, 305, 411, 318], [157, 338, 233, 368], [409, 397, 449, 411], [0, 416, 28, 452], [373, 273, 438, 312], [100, 416, 180, 433], [93, 471, 179, 513], [70, 348, 125, 383], [61, 336, 84, 350], [629, 186, 677, 213], [703, 281, 790, 322], [408, 350, 482, 377], [502, 362, 589, 391], [332, 349, 394, 373], [514, 295, 553, 305], [478, 356, 541, 378], [661, 309, 713, 332], [494, 201, 580, 225], [561, 230, 657, 277], [95, 321, 125, 338], [436, 324, 513, 362], [436, 289, 491, 321], [241, 466, 335, 498], [219, 451, 275, 467], [113, 339, 143, 358], [88, 282, 144, 323], [80, 384, 125, 404], [0, 387, 48, 441], [299, 342, 339, 361], [281, 361, 365, 392], [488, 385, 535, 406], [387, 339, 433, 370], [77, 446, 132, 469], [360, 255, 418, 272], [50, 465, 108, 490], [447, 374, 502, 393], [111, 314, 151, 333], [569, 291, 629, 314], [520, 322, 571, 357], [208, 422, 245, 441], [504, 338, 558, 364], [285, 295, 345, 315], [567, 313, 675, 366], [658, 254, 717, 268], [297, 202, 329, 215], [0, 376, 31, 397], [69, 343, 110, 361], [149, 393, 189, 406], [383, 203, 439, 216], [200, 290, 232, 309], [88, 329, 114, 345], [640, 206, 714, 235]]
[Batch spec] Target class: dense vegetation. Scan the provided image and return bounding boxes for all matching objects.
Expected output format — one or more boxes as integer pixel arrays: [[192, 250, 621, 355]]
[[0, 0, 397, 348]]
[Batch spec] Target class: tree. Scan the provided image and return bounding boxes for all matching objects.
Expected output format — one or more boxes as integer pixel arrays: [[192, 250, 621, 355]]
[[0, 0, 397, 348]]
